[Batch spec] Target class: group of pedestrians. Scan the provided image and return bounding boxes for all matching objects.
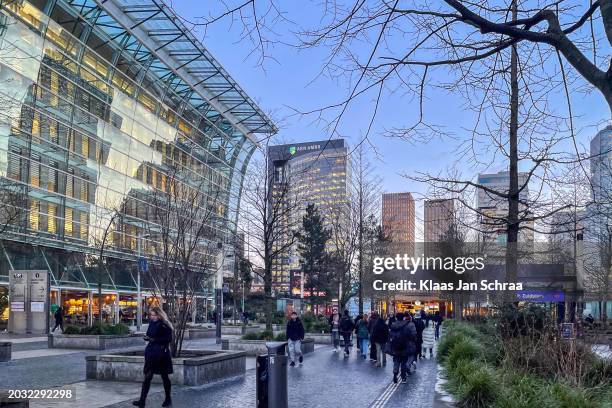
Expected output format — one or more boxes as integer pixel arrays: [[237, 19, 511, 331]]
[[327, 308, 443, 384]]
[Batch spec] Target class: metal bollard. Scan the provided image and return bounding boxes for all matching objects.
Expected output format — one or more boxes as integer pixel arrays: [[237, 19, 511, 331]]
[[256, 341, 288, 408]]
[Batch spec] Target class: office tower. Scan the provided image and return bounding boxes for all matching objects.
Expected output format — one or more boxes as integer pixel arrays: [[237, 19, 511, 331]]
[[267, 140, 349, 294], [424, 199, 455, 242], [477, 171, 533, 242], [382, 192, 415, 243]]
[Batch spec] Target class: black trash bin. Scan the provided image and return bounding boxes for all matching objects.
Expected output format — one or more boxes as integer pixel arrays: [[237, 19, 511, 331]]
[[256, 341, 288, 408]]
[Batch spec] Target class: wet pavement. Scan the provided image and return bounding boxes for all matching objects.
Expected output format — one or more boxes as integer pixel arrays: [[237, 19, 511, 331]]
[[1, 334, 444, 407], [107, 346, 440, 408]]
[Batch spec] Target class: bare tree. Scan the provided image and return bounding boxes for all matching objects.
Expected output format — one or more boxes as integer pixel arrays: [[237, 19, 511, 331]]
[[134, 163, 223, 357], [240, 147, 299, 330]]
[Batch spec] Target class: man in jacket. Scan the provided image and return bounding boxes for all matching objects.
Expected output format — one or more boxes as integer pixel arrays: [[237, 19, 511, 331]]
[[414, 313, 425, 360], [389, 313, 417, 383], [370, 313, 389, 367], [286, 311, 305, 367], [339, 310, 354, 357], [367, 311, 379, 361]]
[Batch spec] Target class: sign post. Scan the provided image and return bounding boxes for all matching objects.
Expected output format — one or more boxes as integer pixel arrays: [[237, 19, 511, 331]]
[[8, 270, 48, 334], [8, 271, 26, 333], [28, 270, 48, 334]]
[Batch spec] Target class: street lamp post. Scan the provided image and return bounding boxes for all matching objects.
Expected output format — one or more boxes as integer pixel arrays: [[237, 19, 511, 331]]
[[137, 233, 142, 332]]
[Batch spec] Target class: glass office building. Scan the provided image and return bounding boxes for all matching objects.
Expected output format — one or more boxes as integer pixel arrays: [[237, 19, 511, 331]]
[[268, 140, 348, 294], [0, 0, 275, 324]]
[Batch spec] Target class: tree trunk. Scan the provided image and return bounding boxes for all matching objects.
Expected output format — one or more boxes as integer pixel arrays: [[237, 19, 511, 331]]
[[264, 264, 273, 331], [506, 0, 520, 299]]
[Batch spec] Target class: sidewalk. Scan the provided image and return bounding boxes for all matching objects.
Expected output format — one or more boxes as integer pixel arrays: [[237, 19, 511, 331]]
[[1, 335, 446, 407], [107, 345, 442, 408]]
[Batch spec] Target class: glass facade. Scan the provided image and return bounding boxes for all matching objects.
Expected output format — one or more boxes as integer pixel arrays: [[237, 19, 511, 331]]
[[0, 0, 274, 299]]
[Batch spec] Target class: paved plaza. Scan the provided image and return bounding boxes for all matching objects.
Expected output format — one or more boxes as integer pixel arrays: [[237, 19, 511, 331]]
[[0, 334, 450, 407]]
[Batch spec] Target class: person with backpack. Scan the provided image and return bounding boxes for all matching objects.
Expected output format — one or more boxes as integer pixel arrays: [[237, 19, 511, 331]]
[[286, 311, 305, 367], [339, 310, 355, 357], [371, 312, 389, 367], [422, 319, 435, 358], [413, 312, 425, 360], [355, 313, 370, 359], [388, 312, 417, 383]]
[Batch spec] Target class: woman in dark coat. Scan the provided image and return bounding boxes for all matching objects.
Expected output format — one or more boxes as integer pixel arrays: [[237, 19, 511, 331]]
[[133, 307, 173, 407]]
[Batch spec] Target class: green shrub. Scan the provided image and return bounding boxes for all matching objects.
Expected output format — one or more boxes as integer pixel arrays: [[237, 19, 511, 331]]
[[438, 331, 468, 361], [493, 371, 549, 408], [242, 330, 274, 341], [455, 362, 499, 408], [67, 323, 130, 336], [543, 382, 598, 408], [583, 358, 612, 388], [106, 323, 130, 335], [62, 325, 81, 335], [274, 332, 287, 341], [242, 332, 260, 340], [447, 338, 483, 371]]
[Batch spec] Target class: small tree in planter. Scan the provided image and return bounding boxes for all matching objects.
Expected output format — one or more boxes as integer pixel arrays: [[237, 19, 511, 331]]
[[143, 163, 223, 357]]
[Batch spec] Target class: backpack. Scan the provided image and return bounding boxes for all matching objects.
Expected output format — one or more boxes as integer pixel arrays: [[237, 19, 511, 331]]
[[388, 324, 409, 353], [339, 316, 353, 333]]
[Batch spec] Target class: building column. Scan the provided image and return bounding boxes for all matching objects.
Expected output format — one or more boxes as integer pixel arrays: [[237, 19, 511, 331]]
[[114, 294, 120, 324], [87, 292, 93, 326], [192, 297, 197, 324]]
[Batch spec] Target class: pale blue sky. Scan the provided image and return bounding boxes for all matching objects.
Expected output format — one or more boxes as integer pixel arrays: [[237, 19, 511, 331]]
[[171, 1, 610, 233]]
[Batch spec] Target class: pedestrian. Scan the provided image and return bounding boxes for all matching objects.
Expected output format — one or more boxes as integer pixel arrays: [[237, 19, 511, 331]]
[[387, 312, 396, 326], [356, 314, 369, 359], [339, 310, 355, 357], [286, 311, 305, 367], [354, 314, 363, 350], [371, 312, 389, 367], [329, 309, 341, 352], [52, 306, 64, 333], [367, 311, 379, 362], [388, 313, 416, 383], [422, 319, 435, 358], [433, 311, 443, 340], [133, 307, 173, 407], [414, 312, 425, 360]]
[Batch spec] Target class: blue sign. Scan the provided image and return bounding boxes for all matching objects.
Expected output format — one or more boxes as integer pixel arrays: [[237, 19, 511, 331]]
[[517, 290, 564, 302], [138, 257, 148, 272]]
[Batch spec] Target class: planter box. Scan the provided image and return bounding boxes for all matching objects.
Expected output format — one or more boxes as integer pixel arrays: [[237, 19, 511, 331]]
[[222, 338, 315, 356], [0, 342, 11, 362], [184, 328, 216, 340], [221, 325, 263, 335], [48, 334, 144, 350], [306, 333, 332, 344], [86, 349, 246, 386]]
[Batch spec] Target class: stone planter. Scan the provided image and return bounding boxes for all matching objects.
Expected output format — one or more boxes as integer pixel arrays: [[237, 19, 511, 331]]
[[0, 342, 11, 362], [306, 333, 332, 344], [184, 328, 216, 340], [86, 349, 246, 386], [48, 334, 144, 350], [222, 338, 315, 356], [221, 325, 263, 335]]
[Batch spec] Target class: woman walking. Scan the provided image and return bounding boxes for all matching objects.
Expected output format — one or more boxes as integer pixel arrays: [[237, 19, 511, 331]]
[[422, 319, 435, 358], [356, 314, 369, 359], [133, 307, 173, 407]]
